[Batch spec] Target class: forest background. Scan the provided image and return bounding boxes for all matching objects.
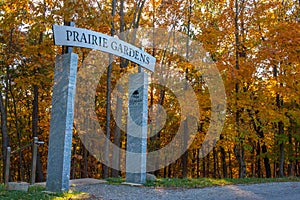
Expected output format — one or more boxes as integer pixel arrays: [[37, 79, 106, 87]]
[[0, 0, 299, 183]]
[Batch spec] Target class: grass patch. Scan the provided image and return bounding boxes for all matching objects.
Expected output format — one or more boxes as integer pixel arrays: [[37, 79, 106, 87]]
[[105, 176, 300, 188], [144, 178, 229, 188], [105, 177, 125, 185], [144, 177, 300, 188], [0, 184, 90, 200], [224, 176, 300, 185]]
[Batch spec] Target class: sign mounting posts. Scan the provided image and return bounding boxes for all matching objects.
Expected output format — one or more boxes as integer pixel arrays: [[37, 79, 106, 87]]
[[125, 65, 149, 184], [46, 24, 156, 191], [46, 23, 78, 192]]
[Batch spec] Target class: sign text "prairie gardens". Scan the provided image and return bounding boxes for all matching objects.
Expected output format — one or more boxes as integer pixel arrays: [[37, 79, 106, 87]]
[[53, 25, 155, 72]]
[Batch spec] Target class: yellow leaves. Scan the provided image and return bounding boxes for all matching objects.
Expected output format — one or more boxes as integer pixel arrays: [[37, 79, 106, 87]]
[[113, 14, 120, 24]]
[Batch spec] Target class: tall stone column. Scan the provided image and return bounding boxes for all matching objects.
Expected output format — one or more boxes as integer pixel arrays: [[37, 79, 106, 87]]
[[126, 71, 148, 184], [46, 52, 78, 192]]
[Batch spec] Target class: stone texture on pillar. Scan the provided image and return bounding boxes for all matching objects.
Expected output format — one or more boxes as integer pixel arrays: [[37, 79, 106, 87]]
[[126, 72, 148, 184], [46, 53, 78, 192]]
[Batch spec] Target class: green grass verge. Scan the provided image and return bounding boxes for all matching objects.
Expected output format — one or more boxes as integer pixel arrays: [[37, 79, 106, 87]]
[[0, 184, 90, 200], [105, 177, 125, 185], [144, 177, 300, 188], [105, 176, 300, 188], [3, 177, 297, 199]]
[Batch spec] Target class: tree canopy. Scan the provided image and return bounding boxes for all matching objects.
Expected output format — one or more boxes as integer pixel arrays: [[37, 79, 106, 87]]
[[0, 0, 299, 181]]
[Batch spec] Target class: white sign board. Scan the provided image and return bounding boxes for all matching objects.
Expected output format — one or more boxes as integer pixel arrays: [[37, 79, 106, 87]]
[[53, 25, 155, 72]]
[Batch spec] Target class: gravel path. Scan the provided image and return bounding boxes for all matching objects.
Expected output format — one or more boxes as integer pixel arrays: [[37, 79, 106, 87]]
[[74, 181, 300, 200]]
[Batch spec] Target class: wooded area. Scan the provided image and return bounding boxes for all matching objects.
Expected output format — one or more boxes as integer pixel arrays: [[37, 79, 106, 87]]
[[0, 0, 299, 183]]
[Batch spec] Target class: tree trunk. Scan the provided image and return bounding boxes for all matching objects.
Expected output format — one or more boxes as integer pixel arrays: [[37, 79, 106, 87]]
[[182, 119, 188, 178], [262, 144, 271, 178], [197, 148, 200, 177], [251, 111, 271, 178], [111, 85, 123, 178], [251, 144, 255, 177], [202, 147, 206, 177], [274, 161, 277, 177], [256, 141, 261, 178], [288, 111, 296, 176], [103, 0, 117, 179], [8, 70, 24, 181], [153, 89, 165, 177], [1, 29, 12, 182], [213, 147, 217, 178], [220, 146, 227, 178], [206, 153, 210, 177], [234, 0, 246, 179], [229, 151, 233, 178], [0, 91, 10, 182], [234, 144, 246, 178], [32, 85, 44, 182], [296, 142, 300, 176], [119, 0, 128, 68], [32, 5, 47, 181], [182, 0, 192, 179], [279, 121, 285, 177], [129, 0, 147, 44], [274, 64, 285, 178], [71, 142, 77, 179]]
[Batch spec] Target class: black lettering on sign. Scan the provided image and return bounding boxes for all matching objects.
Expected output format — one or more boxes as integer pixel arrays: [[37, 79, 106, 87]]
[[88, 34, 91, 44], [54, 25, 155, 72], [111, 41, 117, 50], [129, 48, 135, 57], [103, 38, 108, 48], [92, 35, 97, 45], [66, 30, 72, 41], [146, 56, 150, 65], [74, 31, 79, 42], [124, 45, 129, 56], [118, 44, 123, 53], [140, 53, 146, 63], [135, 50, 140, 60], [80, 33, 87, 43]]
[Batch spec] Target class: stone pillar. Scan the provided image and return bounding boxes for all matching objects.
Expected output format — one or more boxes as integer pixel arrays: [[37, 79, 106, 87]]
[[126, 71, 148, 184], [46, 52, 78, 192]]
